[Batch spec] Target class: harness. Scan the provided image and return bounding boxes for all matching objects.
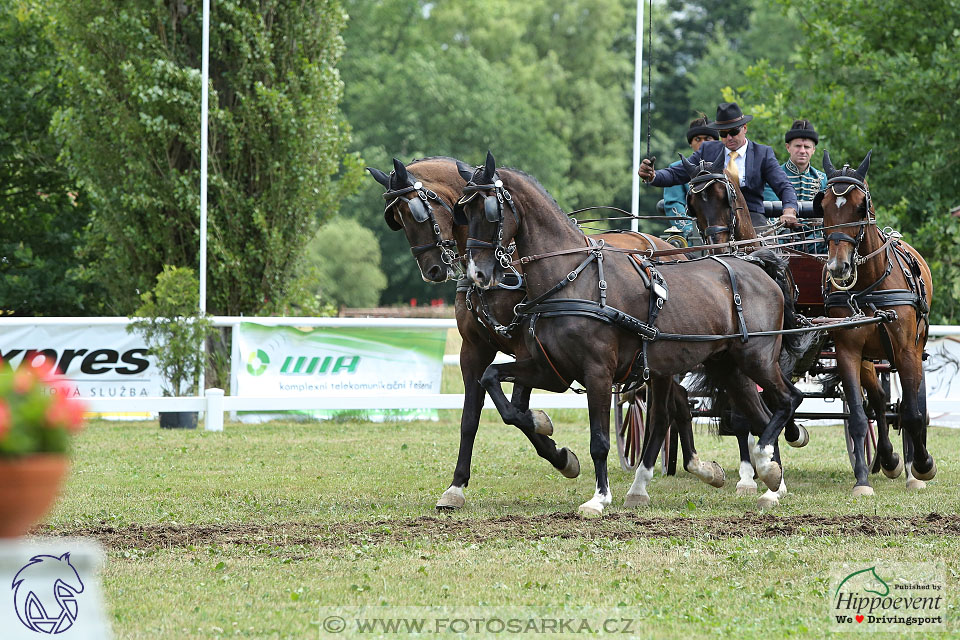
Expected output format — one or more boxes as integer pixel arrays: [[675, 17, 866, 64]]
[[382, 177, 461, 271], [686, 165, 746, 245], [817, 172, 930, 346]]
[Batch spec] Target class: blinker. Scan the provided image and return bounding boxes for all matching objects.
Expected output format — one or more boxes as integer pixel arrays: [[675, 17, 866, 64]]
[[484, 195, 501, 222], [407, 196, 429, 222]]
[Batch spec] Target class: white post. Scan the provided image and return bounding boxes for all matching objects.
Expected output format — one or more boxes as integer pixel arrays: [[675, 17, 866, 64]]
[[205, 388, 224, 431], [630, 0, 645, 233], [198, 0, 210, 392]]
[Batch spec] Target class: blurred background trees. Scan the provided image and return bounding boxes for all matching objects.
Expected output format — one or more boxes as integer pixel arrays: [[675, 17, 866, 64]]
[[1, 0, 957, 320]]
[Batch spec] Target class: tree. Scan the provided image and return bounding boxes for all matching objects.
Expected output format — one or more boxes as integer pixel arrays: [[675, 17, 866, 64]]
[[0, 3, 100, 315], [732, 0, 960, 322], [47, 0, 363, 315], [302, 217, 387, 309]]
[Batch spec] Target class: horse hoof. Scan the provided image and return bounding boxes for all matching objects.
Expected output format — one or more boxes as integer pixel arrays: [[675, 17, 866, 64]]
[[852, 485, 875, 498], [532, 410, 554, 436], [913, 457, 937, 481], [736, 482, 757, 496], [757, 493, 779, 509], [623, 493, 650, 508], [558, 447, 580, 479], [786, 424, 809, 448], [882, 455, 904, 480], [757, 462, 782, 492], [435, 487, 465, 511], [708, 462, 726, 488], [578, 504, 603, 518], [906, 478, 927, 491]]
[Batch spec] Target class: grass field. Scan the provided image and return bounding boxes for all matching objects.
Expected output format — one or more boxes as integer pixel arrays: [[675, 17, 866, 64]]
[[38, 413, 960, 639]]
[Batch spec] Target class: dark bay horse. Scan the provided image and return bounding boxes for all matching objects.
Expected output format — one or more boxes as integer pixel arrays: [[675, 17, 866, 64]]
[[682, 154, 920, 494], [817, 150, 935, 495], [458, 152, 806, 515], [367, 156, 724, 512]]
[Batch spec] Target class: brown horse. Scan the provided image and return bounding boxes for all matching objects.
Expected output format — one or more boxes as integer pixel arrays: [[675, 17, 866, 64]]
[[458, 152, 806, 515], [816, 150, 935, 495], [682, 154, 918, 493], [367, 156, 724, 512]]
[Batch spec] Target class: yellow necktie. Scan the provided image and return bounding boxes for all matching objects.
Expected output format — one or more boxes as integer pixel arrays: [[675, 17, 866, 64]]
[[726, 150, 740, 184]]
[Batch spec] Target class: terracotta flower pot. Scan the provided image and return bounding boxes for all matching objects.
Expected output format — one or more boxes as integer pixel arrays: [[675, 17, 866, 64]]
[[0, 454, 69, 538]]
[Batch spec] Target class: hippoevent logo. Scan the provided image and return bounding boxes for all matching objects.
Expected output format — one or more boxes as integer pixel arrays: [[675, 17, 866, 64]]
[[830, 563, 945, 631], [246, 349, 270, 376], [12, 553, 85, 634]]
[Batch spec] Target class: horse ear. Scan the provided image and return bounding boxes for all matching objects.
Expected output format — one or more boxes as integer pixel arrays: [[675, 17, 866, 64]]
[[822, 150, 837, 178], [483, 150, 496, 183], [456, 160, 474, 183], [392, 158, 409, 185], [59, 552, 71, 561], [856, 149, 872, 180], [367, 167, 391, 189], [453, 201, 469, 226], [710, 153, 725, 175], [681, 153, 697, 179], [812, 190, 825, 218]]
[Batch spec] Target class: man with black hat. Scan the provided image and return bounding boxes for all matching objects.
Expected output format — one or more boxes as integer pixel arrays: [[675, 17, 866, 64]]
[[638, 102, 799, 230], [658, 114, 719, 239], [762, 119, 827, 203]]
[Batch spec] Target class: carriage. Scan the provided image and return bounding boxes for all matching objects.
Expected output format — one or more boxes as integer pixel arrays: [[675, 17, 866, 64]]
[[614, 200, 929, 476]]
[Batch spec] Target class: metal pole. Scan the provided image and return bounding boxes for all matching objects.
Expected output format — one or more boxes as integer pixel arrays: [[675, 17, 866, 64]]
[[199, 0, 210, 392], [630, 0, 645, 233]]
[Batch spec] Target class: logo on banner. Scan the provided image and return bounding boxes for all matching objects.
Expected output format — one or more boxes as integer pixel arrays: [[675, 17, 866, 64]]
[[246, 349, 270, 376], [12, 552, 85, 634]]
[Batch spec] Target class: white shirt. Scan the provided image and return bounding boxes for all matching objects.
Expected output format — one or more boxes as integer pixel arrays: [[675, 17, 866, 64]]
[[724, 140, 748, 187]]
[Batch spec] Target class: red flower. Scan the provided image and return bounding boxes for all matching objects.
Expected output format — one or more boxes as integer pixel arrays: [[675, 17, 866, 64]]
[[0, 400, 10, 439]]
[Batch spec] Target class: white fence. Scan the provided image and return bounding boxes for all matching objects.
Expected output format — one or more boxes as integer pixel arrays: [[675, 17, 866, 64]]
[[4, 317, 959, 430]]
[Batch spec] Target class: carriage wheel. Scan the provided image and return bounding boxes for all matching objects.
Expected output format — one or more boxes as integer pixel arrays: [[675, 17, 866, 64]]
[[616, 393, 645, 472]]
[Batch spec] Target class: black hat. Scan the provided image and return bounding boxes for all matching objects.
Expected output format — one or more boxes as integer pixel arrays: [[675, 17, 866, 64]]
[[708, 102, 753, 130], [785, 119, 819, 144], [686, 115, 719, 143]]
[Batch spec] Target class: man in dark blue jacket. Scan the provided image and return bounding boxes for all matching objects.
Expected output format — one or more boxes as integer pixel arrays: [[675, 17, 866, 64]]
[[638, 102, 799, 230]]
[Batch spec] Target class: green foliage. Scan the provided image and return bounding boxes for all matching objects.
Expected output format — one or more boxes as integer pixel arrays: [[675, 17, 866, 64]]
[[732, 0, 960, 322], [302, 217, 387, 309], [127, 265, 214, 397], [0, 4, 100, 315], [47, 0, 363, 315]]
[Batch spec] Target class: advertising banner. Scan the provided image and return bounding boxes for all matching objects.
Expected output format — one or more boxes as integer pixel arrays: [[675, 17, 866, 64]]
[[0, 323, 162, 417], [234, 322, 447, 421]]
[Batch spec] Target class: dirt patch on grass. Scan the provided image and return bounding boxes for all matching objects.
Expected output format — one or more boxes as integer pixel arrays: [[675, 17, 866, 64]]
[[48, 512, 960, 550]]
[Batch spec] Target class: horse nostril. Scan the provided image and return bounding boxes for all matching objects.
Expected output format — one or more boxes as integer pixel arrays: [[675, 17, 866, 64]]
[[426, 265, 444, 281]]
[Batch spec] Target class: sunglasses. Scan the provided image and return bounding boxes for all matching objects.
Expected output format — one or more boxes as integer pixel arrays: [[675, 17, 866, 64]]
[[718, 127, 742, 138]]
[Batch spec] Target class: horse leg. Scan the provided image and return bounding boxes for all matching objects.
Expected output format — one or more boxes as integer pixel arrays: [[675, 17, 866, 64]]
[[735, 429, 757, 495], [757, 440, 788, 509], [578, 369, 616, 517], [479, 360, 580, 478], [752, 369, 804, 494], [835, 354, 874, 496], [510, 384, 553, 435], [437, 340, 494, 510], [897, 355, 936, 482], [903, 436, 926, 490], [669, 378, 724, 488], [861, 361, 902, 479], [625, 375, 672, 507]]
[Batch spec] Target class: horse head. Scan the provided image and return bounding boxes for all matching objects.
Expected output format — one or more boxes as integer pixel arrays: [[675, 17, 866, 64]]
[[457, 151, 519, 289], [366, 157, 468, 283], [816, 150, 873, 289], [682, 153, 748, 247]]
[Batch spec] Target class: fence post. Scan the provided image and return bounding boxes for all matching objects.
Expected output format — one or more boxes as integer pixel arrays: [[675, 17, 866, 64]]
[[205, 388, 224, 431]]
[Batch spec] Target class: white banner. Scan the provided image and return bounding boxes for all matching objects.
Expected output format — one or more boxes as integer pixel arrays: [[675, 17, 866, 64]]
[[0, 323, 163, 402], [234, 322, 447, 421]]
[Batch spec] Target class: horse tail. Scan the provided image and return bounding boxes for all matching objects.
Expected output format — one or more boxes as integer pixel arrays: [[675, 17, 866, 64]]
[[749, 248, 822, 377], [686, 361, 735, 437]]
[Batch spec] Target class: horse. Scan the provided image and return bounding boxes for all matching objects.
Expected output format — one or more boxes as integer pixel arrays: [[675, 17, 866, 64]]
[[457, 151, 807, 515], [816, 150, 936, 495], [682, 153, 919, 493], [367, 156, 724, 512]]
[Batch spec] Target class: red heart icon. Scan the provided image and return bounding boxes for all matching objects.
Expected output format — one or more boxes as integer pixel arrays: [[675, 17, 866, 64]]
[[856, 615, 864, 623]]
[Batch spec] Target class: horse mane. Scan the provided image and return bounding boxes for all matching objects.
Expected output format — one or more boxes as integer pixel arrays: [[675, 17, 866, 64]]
[[409, 155, 462, 166], [499, 167, 583, 236]]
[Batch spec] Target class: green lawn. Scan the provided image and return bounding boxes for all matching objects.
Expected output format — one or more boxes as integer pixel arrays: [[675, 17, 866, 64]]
[[40, 416, 960, 639]]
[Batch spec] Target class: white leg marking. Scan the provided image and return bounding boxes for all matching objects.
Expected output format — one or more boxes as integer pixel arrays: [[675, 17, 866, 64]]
[[751, 443, 782, 491], [579, 485, 612, 517], [905, 462, 927, 491], [625, 465, 654, 507], [736, 460, 757, 495], [436, 485, 466, 510]]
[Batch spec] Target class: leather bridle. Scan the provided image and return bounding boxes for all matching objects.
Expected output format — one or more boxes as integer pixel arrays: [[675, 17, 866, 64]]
[[383, 177, 462, 271], [458, 173, 522, 282], [815, 172, 872, 290], [686, 166, 745, 245]]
